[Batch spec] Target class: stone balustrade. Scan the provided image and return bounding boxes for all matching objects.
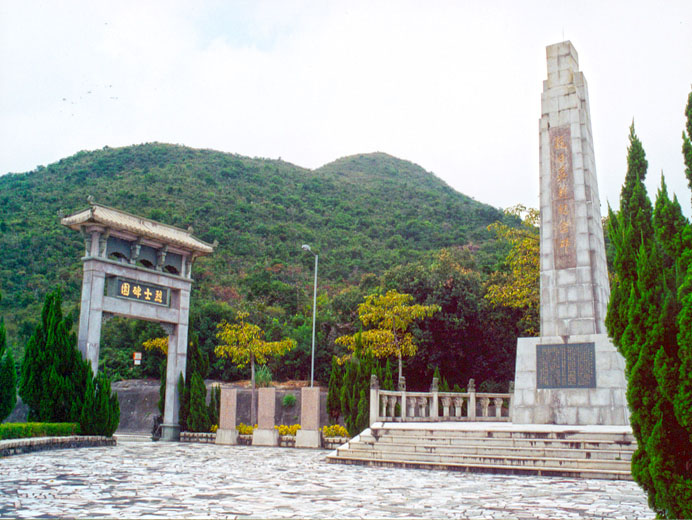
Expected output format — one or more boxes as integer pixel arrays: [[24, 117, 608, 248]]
[[369, 376, 513, 424]]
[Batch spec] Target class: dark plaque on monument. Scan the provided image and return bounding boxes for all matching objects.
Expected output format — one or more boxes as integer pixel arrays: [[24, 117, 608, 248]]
[[536, 342, 596, 389]]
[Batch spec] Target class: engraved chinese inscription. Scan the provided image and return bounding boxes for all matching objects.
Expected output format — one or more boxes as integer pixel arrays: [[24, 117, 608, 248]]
[[549, 126, 576, 269], [115, 278, 170, 307], [536, 343, 596, 388]]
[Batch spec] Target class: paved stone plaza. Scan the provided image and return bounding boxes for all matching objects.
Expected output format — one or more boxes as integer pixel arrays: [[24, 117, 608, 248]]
[[0, 441, 652, 519]]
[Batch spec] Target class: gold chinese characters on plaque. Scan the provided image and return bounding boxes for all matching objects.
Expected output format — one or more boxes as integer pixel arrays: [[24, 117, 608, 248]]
[[549, 126, 576, 269], [116, 278, 170, 307]]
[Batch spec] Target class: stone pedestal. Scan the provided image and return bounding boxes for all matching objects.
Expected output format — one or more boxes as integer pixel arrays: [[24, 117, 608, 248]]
[[252, 387, 279, 446], [160, 423, 180, 441], [296, 387, 321, 448], [512, 335, 629, 425], [215, 388, 238, 445]]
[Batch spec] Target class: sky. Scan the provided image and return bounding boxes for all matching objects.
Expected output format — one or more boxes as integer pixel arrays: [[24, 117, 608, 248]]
[[1, 0, 691, 216]]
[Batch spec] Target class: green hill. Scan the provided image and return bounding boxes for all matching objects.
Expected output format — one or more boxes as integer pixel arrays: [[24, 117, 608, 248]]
[[0, 143, 516, 387]]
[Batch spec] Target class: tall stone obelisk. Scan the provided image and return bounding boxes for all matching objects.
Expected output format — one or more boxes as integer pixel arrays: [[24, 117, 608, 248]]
[[511, 41, 629, 425]]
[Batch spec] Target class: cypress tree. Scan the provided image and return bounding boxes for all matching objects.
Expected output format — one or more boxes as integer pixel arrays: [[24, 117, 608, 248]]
[[208, 384, 221, 427], [177, 333, 212, 431], [0, 291, 17, 422], [19, 289, 90, 423], [326, 356, 342, 421], [177, 373, 189, 431], [355, 389, 368, 433], [606, 96, 692, 517], [79, 372, 119, 436], [187, 372, 211, 432], [607, 125, 653, 355], [383, 358, 394, 391]]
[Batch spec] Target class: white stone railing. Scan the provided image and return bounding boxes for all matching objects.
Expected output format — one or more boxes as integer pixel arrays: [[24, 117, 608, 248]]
[[369, 376, 513, 424]]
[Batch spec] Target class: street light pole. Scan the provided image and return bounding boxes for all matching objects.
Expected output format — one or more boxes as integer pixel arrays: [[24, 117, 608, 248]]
[[302, 244, 318, 387]]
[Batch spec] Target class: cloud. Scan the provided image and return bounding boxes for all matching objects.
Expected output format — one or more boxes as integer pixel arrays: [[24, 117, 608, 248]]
[[1, 0, 691, 216]]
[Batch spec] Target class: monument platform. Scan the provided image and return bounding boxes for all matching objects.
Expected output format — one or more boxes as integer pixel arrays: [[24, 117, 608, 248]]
[[327, 421, 635, 480]]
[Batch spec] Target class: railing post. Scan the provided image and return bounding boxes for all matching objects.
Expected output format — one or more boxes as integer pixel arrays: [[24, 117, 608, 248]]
[[398, 376, 407, 420], [369, 374, 379, 426], [494, 397, 504, 418], [508, 381, 514, 421], [430, 377, 439, 420], [468, 378, 476, 420]]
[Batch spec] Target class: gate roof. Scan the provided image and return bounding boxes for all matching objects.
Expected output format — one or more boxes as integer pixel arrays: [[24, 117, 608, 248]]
[[61, 202, 214, 255]]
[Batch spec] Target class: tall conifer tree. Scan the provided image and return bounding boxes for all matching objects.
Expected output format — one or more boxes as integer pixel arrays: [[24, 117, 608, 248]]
[[0, 291, 17, 421], [606, 97, 692, 517]]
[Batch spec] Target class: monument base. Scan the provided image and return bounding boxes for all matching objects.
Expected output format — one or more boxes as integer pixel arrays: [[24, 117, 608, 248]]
[[511, 334, 629, 425], [252, 429, 279, 446], [160, 423, 180, 441], [295, 429, 321, 449], [215, 429, 238, 445]]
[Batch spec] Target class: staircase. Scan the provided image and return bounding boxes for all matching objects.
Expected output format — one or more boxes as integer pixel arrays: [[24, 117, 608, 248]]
[[327, 422, 636, 480]]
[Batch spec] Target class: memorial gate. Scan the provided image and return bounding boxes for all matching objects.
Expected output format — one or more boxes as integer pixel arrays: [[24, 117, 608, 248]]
[[62, 201, 214, 440]]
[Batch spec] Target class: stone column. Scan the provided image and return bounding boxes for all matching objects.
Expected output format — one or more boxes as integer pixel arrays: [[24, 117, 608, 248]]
[[161, 323, 181, 441], [539, 40, 609, 338], [215, 388, 239, 445], [296, 387, 321, 448], [77, 259, 106, 374], [161, 288, 190, 441], [252, 388, 279, 446]]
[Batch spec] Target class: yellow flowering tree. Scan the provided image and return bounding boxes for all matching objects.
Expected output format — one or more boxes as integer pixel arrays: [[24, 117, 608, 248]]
[[142, 336, 168, 355], [336, 290, 439, 380], [485, 205, 540, 335], [215, 312, 295, 424]]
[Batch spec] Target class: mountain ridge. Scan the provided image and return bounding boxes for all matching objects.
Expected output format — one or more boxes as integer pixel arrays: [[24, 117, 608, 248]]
[[0, 142, 511, 352]]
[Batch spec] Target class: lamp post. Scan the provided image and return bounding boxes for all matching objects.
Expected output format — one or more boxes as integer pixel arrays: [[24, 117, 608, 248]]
[[302, 244, 318, 387]]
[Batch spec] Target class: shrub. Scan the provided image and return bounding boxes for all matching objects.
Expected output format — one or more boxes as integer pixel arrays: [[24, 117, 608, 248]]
[[236, 423, 256, 435], [322, 424, 349, 438], [282, 393, 296, 408], [275, 424, 301, 436], [210, 424, 218, 433], [255, 365, 272, 388], [0, 422, 80, 440]]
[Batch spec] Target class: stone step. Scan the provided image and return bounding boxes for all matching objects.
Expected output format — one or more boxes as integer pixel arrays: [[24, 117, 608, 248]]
[[347, 440, 633, 461], [361, 433, 636, 452], [326, 454, 633, 481], [337, 446, 631, 471]]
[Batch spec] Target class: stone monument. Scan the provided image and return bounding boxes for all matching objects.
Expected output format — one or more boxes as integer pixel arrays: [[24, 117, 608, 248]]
[[510, 41, 629, 425]]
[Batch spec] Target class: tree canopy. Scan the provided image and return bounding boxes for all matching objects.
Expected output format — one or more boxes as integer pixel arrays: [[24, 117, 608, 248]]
[[485, 205, 539, 335], [336, 290, 439, 379]]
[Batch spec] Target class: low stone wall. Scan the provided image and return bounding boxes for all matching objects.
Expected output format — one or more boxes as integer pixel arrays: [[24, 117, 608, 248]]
[[0, 436, 116, 458], [323, 436, 350, 450], [179, 432, 216, 444]]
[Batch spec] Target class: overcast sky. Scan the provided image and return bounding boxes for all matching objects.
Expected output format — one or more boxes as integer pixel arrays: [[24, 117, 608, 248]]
[[1, 1, 691, 216]]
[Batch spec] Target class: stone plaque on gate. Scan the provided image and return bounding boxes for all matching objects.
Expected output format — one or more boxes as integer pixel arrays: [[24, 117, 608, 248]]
[[536, 343, 596, 389]]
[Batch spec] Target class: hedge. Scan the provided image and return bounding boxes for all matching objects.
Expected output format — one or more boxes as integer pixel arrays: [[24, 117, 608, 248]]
[[0, 422, 80, 440]]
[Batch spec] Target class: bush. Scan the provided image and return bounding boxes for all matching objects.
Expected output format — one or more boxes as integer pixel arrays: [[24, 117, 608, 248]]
[[0, 422, 80, 440], [255, 365, 272, 388], [236, 423, 256, 435], [322, 424, 349, 438], [275, 424, 301, 436], [282, 393, 296, 408]]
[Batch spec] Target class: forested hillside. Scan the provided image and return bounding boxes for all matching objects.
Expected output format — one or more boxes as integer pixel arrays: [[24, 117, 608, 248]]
[[0, 143, 521, 389]]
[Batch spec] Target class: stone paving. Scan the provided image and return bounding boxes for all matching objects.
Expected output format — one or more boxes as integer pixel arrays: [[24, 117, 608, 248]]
[[0, 441, 653, 519]]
